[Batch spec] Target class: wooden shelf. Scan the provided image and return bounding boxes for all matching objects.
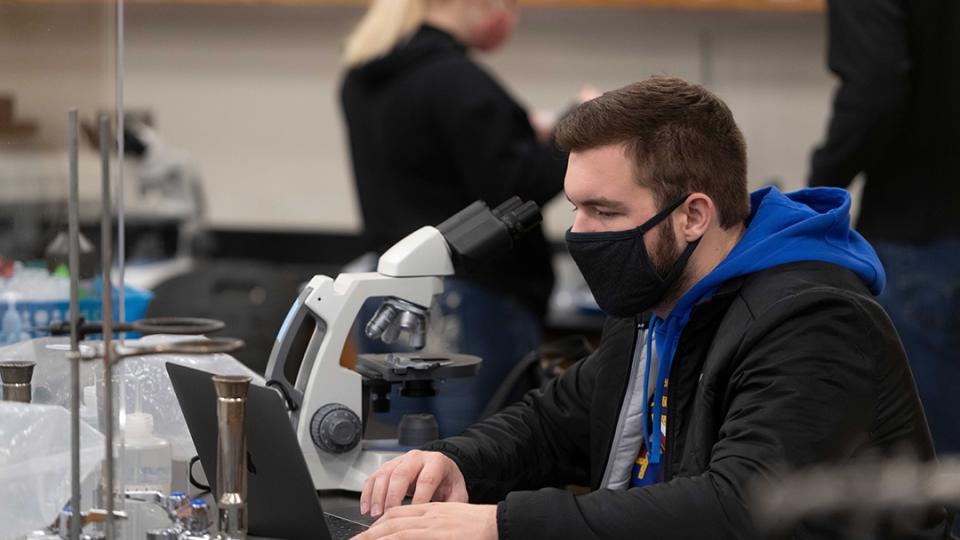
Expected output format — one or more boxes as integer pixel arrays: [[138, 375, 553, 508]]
[[520, 0, 823, 11], [12, 0, 824, 12]]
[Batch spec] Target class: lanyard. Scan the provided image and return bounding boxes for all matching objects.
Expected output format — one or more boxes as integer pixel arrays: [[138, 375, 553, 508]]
[[641, 316, 676, 466]]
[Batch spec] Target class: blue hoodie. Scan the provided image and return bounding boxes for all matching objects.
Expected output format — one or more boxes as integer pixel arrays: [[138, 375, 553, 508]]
[[640, 186, 885, 475]]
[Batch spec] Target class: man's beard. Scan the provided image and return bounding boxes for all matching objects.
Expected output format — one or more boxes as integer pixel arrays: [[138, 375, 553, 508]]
[[651, 217, 689, 311]]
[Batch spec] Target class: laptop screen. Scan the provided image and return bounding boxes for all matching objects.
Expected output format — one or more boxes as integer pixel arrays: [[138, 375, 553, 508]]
[[166, 362, 334, 540]]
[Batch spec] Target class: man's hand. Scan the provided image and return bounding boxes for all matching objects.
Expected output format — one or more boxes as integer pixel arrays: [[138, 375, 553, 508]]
[[360, 450, 469, 517], [351, 503, 497, 540], [577, 84, 602, 104], [529, 109, 558, 145]]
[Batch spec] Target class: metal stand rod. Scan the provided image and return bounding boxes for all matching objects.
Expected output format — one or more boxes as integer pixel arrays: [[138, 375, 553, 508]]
[[116, 0, 126, 334], [68, 108, 82, 540], [214, 375, 252, 540], [99, 114, 116, 540]]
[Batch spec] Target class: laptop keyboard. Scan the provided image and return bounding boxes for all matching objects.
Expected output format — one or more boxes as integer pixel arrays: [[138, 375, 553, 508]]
[[324, 513, 370, 540]]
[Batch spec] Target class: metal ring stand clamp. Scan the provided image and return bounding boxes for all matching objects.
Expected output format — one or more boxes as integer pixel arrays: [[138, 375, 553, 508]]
[[44, 317, 226, 340], [67, 336, 245, 364]]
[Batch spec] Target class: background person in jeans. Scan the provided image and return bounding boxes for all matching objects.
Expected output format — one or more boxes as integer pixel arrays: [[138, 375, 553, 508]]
[[340, 0, 589, 437], [808, 0, 960, 455]]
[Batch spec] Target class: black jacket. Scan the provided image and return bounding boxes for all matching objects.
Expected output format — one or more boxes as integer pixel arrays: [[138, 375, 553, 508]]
[[809, 0, 960, 243], [426, 262, 948, 538], [341, 25, 567, 319]]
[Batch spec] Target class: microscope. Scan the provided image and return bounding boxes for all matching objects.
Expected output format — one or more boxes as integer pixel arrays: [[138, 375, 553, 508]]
[[264, 197, 542, 492]]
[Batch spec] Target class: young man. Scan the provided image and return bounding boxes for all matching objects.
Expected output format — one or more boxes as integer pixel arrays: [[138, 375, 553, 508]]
[[352, 77, 948, 539]]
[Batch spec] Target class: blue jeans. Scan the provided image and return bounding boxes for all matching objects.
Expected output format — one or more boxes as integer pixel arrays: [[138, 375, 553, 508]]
[[356, 278, 541, 438], [874, 240, 960, 455]]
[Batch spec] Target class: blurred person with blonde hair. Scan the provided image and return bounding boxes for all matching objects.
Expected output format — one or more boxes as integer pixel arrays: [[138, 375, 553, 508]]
[[341, 0, 584, 438]]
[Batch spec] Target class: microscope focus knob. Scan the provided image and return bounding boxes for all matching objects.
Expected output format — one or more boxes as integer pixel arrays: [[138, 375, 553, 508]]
[[310, 403, 362, 454]]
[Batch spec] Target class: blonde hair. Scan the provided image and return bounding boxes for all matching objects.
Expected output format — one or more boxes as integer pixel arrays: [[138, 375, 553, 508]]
[[343, 0, 428, 68]]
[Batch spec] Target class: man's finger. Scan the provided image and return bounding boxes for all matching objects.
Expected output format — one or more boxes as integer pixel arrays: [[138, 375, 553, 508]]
[[360, 473, 376, 515], [447, 475, 469, 503], [376, 503, 431, 524], [356, 515, 430, 540], [410, 458, 445, 504], [368, 472, 391, 518], [361, 459, 402, 515], [383, 459, 420, 511], [352, 531, 425, 540]]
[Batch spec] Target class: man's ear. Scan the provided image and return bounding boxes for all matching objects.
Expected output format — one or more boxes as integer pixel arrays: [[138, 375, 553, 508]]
[[680, 193, 714, 241]]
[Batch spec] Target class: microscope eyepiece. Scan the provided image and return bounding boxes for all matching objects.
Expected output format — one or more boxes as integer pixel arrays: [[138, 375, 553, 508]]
[[497, 200, 541, 237], [492, 196, 522, 218], [436, 196, 543, 271]]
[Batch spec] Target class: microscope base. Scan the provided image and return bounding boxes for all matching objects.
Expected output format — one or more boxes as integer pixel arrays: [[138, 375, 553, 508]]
[[306, 447, 404, 493]]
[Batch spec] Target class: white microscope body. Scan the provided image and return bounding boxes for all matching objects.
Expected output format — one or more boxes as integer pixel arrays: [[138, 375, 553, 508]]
[[264, 198, 541, 493], [273, 229, 452, 492]]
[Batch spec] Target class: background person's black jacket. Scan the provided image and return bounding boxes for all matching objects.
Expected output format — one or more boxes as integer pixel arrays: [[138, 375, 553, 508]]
[[425, 261, 949, 539], [809, 0, 960, 243], [341, 25, 567, 319]]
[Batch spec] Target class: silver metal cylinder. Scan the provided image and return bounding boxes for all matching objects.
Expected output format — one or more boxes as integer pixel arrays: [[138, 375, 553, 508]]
[[364, 303, 398, 340], [380, 318, 402, 344], [398, 311, 427, 349], [68, 108, 82, 540], [212, 375, 251, 540], [97, 113, 116, 540], [0, 360, 36, 403], [398, 310, 419, 331]]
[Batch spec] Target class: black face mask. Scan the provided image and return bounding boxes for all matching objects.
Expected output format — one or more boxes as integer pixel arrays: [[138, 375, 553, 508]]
[[565, 194, 700, 318]]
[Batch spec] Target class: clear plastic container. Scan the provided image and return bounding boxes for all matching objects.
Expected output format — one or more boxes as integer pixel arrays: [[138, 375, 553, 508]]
[[122, 412, 172, 494], [79, 385, 99, 431], [0, 293, 29, 345]]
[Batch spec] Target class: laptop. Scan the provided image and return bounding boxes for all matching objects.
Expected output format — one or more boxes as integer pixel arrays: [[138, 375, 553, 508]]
[[167, 363, 372, 540]]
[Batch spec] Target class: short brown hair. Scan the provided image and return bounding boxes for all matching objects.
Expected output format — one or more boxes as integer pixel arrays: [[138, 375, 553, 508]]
[[556, 76, 750, 229]]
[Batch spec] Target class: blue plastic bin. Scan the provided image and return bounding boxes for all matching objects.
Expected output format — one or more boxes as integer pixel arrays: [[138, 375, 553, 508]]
[[0, 280, 154, 338]]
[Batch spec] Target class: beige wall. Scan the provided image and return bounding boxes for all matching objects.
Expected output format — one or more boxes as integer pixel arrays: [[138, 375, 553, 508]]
[[0, 4, 117, 148], [2, 4, 837, 239]]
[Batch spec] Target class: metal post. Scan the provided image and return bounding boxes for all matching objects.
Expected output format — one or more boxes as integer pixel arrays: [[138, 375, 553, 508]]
[[68, 108, 82, 540], [99, 114, 116, 540], [213, 375, 251, 540], [116, 0, 126, 333], [0, 361, 36, 403]]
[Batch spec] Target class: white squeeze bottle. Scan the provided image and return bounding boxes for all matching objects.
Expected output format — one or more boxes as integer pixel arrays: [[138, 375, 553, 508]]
[[1, 293, 29, 345], [123, 412, 173, 494]]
